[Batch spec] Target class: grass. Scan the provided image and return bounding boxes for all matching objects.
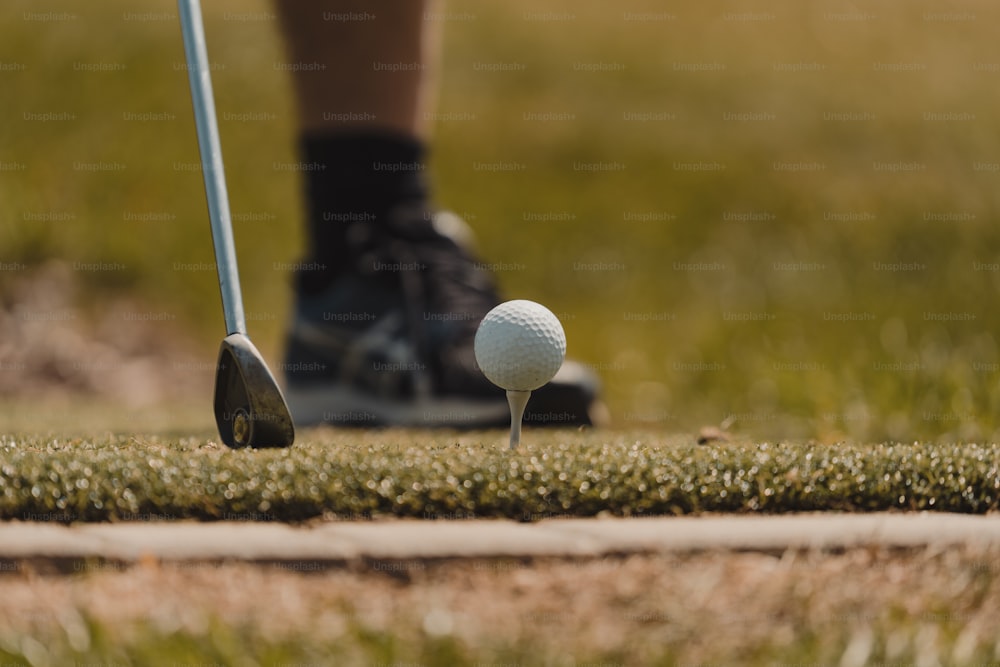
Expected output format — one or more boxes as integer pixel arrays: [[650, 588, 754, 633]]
[[4, 548, 1000, 665], [4, 0, 1000, 441], [2, 429, 1000, 522], [4, 3, 1000, 661]]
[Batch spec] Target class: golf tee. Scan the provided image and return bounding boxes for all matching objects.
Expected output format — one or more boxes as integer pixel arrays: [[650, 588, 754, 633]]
[[507, 390, 531, 450]]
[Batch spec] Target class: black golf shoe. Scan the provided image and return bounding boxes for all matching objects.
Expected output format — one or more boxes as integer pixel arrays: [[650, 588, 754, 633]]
[[283, 209, 606, 428]]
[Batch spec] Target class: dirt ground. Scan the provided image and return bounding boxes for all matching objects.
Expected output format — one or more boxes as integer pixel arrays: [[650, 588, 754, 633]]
[[0, 262, 209, 407], [3, 546, 1000, 664]]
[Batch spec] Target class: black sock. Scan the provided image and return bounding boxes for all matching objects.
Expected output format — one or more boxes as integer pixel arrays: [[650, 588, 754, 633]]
[[297, 131, 431, 291]]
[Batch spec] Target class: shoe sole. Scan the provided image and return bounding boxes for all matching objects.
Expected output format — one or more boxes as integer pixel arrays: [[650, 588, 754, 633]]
[[285, 384, 512, 428]]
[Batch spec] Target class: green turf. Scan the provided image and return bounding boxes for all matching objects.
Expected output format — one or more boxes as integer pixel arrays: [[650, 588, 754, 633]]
[[2, 431, 998, 522]]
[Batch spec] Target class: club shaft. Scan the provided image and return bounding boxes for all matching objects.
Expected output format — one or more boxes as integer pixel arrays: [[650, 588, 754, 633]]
[[178, 0, 246, 336]]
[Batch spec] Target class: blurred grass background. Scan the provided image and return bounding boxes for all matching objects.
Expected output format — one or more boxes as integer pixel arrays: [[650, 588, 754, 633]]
[[3, 0, 1000, 441]]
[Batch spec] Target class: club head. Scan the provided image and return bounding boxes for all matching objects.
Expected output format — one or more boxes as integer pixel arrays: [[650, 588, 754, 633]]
[[213, 333, 295, 448]]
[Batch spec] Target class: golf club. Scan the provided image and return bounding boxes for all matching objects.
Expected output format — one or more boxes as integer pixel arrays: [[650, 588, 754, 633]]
[[177, 0, 294, 448]]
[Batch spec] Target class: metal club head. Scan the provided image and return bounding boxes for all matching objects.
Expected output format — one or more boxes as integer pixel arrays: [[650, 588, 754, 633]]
[[213, 333, 295, 448]]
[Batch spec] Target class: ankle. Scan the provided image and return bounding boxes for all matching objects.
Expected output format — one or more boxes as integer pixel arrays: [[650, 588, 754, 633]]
[[297, 131, 433, 291]]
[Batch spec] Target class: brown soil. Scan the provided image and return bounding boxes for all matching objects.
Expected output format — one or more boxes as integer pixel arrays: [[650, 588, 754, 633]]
[[0, 262, 209, 407], [1, 547, 998, 663]]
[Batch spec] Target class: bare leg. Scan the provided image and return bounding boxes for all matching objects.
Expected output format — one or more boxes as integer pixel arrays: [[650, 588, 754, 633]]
[[275, 0, 439, 139], [274, 0, 441, 285]]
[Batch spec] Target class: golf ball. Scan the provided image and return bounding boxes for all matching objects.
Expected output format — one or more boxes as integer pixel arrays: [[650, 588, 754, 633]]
[[474, 300, 566, 391]]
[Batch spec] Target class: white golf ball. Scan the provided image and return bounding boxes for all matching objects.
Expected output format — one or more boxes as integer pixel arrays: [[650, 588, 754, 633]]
[[474, 300, 566, 391]]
